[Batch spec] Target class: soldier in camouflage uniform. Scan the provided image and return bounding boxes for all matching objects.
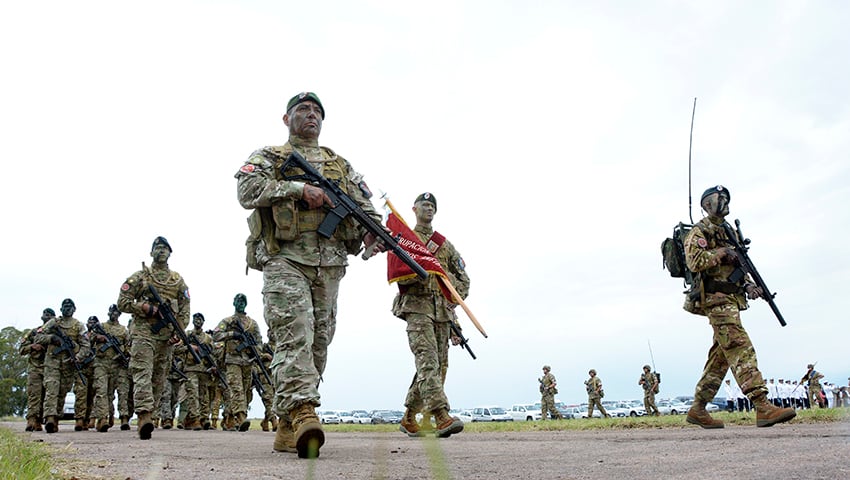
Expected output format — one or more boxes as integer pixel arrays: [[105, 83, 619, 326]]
[[213, 293, 262, 432], [180, 313, 214, 430], [585, 369, 610, 418], [395, 193, 469, 439], [235, 92, 383, 458], [35, 298, 91, 433], [160, 353, 185, 429], [117, 236, 190, 439], [639, 365, 660, 416], [801, 364, 825, 409], [20, 308, 54, 431], [209, 339, 227, 429], [101, 305, 133, 430], [683, 185, 796, 428], [539, 365, 562, 420], [80, 317, 99, 430]]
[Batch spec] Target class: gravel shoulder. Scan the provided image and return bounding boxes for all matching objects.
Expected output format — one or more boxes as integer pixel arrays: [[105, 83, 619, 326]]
[[8, 420, 850, 480]]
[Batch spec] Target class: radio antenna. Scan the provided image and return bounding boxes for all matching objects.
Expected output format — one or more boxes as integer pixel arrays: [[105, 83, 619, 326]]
[[688, 97, 697, 224]]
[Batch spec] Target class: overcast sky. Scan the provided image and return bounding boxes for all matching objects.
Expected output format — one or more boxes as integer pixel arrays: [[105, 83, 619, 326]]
[[2, 1, 848, 414]]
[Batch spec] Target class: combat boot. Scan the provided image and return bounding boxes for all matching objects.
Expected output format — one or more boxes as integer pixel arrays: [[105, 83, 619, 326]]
[[261, 418, 270, 432], [44, 416, 58, 434], [108, 413, 114, 428], [271, 416, 279, 432], [222, 414, 237, 431], [210, 418, 218, 429], [399, 408, 423, 437], [88, 418, 95, 429], [119, 416, 130, 431], [290, 403, 324, 459], [161, 418, 173, 430], [34, 421, 43, 431], [686, 401, 724, 429], [434, 408, 463, 438], [202, 418, 211, 430], [137, 411, 154, 440], [752, 393, 796, 427], [273, 415, 296, 453], [237, 412, 251, 432], [25, 417, 35, 432], [96, 418, 110, 432], [152, 418, 160, 429], [74, 418, 86, 431], [184, 418, 203, 431]]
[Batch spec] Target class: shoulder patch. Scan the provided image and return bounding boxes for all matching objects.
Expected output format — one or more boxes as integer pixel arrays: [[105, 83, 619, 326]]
[[121, 283, 130, 291], [696, 238, 708, 248], [240, 164, 256, 174], [184, 289, 190, 299], [457, 257, 466, 271]]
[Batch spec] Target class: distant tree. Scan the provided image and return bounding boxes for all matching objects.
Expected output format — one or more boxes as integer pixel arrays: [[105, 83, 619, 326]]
[[0, 326, 28, 416]]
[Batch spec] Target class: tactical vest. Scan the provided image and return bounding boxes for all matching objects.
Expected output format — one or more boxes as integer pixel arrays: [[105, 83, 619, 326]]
[[402, 231, 452, 296], [264, 145, 360, 242]]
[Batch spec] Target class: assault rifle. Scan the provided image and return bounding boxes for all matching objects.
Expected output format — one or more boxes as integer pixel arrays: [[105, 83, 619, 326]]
[[722, 220, 786, 327], [187, 333, 229, 390], [148, 285, 203, 364], [274, 149, 428, 279], [232, 317, 272, 384], [251, 370, 265, 396], [51, 326, 87, 386], [449, 319, 476, 360], [91, 323, 129, 368]]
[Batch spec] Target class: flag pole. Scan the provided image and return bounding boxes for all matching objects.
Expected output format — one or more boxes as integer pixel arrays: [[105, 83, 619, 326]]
[[384, 196, 488, 338]]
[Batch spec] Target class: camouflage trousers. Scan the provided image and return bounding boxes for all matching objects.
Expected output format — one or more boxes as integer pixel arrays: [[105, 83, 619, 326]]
[[587, 396, 607, 417], [42, 357, 87, 419], [225, 363, 252, 417], [693, 303, 767, 404], [541, 392, 558, 419], [209, 382, 226, 421], [92, 358, 130, 419], [25, 366, 44, 421], [808, 384, 823, 408], [129, 335, 171, 415], [160, 378, 185, 421], [263, 257, 343, 414], [643, 391, 659, 415], [403, 313, 451, 414], [183, 371, 210, 422], [258, 369, 274, 420]]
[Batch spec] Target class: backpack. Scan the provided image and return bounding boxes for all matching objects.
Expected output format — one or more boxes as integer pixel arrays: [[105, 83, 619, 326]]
[[661, 222, 699, 287]]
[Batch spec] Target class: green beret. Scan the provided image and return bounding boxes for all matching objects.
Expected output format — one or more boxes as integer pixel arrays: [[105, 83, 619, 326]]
[[151, 236, 172, 253], [701, 185, 730, 203], [286, 92, 325, 119], [414, 192, 437, 212]]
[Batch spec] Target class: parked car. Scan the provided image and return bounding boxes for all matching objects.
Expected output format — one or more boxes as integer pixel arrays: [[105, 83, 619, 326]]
[[471, 406, 512, 422], [571, 405, 604, 418], [370, 410, 402, 424], [656, 400, 689, 415], [614, 401, 646, 417], [450, 409, 474, 423], [601, 402, 628, 417], [682, 399, 719, 412], [62, 392, 76, 420], [318, 411, 341, 424], [509, 404, 542, 421], [336, 411, 356, 423], [351, 412, 373, 424]]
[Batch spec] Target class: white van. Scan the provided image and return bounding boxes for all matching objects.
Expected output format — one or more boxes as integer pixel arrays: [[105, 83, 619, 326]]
[[509, 404, 542, 421]]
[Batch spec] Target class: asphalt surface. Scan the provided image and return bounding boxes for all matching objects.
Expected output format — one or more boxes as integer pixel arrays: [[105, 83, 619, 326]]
[[8, 420, 850, 480]]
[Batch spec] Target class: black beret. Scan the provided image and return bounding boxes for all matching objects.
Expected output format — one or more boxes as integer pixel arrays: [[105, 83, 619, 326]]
[[43, 308, 56, 316], [414, 192, 437, 212], [108, 304, 119, 313], [193, 312, 205, 322], [286, 92, 325, 119], [61, 298, 75, 308], [701, 185, 730, 203], [151, 236, 172, 253]]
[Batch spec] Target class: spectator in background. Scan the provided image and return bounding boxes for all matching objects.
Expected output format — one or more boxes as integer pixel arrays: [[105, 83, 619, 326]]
[[767, 378, 779, 407], [723, 379, 736, 412]]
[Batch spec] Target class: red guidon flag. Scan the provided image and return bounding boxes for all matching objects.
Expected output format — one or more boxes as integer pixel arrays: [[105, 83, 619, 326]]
[[386, 211, 452, 301]]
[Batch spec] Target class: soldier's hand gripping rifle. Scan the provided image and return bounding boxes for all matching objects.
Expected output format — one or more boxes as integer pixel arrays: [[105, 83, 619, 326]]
[[52, 326, 87, 386], [148, 285, 203, 364], [275, 149, 428, 279], [170, 358, 189, 381], [187, 333, 229, 390], [721, 219, 786, 326], [91, 323, 129, 368], [449, 319, 476, 360], [233, 317, 272, 385]]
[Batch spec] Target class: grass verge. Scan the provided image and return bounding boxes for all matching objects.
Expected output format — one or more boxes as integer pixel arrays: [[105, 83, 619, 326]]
[[0, 425, 57, 480]]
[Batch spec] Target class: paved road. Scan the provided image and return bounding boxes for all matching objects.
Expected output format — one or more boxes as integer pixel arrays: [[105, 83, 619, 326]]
[[9, 421, 850, 479]]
